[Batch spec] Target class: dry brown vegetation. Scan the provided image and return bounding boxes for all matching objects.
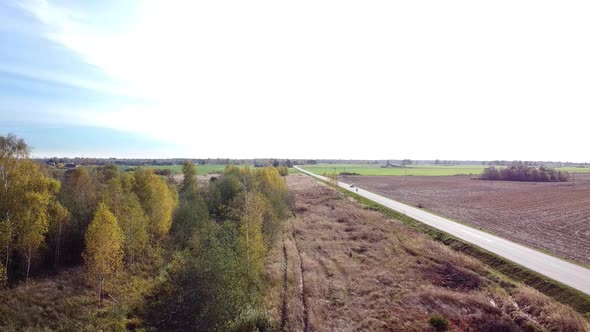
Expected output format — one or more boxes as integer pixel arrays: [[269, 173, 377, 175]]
[[0, 265, 158, 331], [341, 174, 590, 264], [265, 174, 590, 331]]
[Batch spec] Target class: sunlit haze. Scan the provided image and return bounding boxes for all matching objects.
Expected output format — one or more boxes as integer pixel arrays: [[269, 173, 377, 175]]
[[1, 0, 589, 161]]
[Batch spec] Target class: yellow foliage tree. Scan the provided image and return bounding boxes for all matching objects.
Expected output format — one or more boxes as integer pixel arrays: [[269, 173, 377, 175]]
[[1, 134, 60, 283], [0, 134, 29, 282], [102, 177, 148, 265], [14, 160, 61, 281], [133, 169, 178, 239], [253, 167, 290, 243], [83, 203, 124, 305], [239, 191, 269, 292]]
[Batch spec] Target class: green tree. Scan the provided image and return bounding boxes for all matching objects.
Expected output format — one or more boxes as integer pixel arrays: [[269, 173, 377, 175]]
[[95, 163, 119, 184], [47, 200, 70, 267], [173, 161, 210, 247], [402, 159, 413, 167], [83, 203, 124, 305], [58, 167, 97, 263], [180, 160, 197, 195], [207, 172, 242, 219]]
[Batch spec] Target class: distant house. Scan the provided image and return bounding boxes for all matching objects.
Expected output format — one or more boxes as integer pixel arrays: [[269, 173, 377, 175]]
[[64, 163, 78, 169], [46, 161, 57, 167]]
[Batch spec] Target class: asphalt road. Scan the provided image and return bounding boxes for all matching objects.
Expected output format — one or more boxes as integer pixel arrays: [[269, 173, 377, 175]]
[[294, 166, 590, 295]]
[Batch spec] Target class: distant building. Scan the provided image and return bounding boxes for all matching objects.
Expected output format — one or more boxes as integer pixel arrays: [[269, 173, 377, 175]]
[[64, 163, 78, 169]]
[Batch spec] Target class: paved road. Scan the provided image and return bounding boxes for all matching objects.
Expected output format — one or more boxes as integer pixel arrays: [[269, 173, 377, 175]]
[[294, 166, 590, 295]]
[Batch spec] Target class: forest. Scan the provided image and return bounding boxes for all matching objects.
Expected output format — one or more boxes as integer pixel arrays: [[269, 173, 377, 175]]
[[0, 134, 292, 331]]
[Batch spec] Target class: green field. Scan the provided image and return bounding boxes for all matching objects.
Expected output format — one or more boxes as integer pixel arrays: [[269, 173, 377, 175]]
[[552, 167, 590, 173], [300, 164, 590, 176], [301, 164, 488, 176]]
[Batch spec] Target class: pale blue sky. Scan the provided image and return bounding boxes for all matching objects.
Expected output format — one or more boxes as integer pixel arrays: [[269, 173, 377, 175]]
[[0, 0, 172, 157], [1, 1, 589, 161]]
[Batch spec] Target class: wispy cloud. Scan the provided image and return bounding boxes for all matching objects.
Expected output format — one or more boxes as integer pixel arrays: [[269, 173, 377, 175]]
[[0, 63, 130, 98]]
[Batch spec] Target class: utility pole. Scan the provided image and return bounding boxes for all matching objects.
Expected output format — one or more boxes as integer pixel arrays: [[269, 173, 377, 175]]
[[405, 166, 408, 182]]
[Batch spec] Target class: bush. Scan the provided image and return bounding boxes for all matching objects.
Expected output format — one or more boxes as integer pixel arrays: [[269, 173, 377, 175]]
[[340, 172, 360, 176], [230, 306, 274, 332], [429, 313, 449, 331], [154, 169, 172, 176]]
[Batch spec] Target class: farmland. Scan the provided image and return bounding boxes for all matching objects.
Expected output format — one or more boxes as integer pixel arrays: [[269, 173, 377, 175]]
[[301, 163, 590, 176], [340, 173, 590, 265], [263, 174, 589, 331]]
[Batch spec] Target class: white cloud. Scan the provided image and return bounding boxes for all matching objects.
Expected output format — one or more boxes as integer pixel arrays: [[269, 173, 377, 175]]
[[14, 0, 590, 161]]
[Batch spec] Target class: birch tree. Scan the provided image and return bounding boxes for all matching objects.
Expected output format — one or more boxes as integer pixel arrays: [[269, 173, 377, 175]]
[[83, 203, 124, 305]]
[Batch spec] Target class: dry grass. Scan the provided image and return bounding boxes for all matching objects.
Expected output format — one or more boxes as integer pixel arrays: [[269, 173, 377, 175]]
[[0, 264, 160, 331], [264, 230, 285, 325], [513, 287, 590, 332], [264, 223, 306, 332], [274, 174, 590, 331]]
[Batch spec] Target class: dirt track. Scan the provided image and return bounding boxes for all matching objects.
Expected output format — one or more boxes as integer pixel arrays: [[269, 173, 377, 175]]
[[265, 174, 590, 332], [341, 174, 590, 265]]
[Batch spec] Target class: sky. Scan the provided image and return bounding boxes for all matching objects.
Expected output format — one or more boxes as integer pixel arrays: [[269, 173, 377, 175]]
[[1, 0, 589, 161]]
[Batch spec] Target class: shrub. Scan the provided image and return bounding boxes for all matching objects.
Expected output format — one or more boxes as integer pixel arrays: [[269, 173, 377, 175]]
[[230, 306, 274, 332], [154, 169, 172, 176], [429, 313, 449, 331], [0, 266, 5, 289], [126, 317, 143, 330]]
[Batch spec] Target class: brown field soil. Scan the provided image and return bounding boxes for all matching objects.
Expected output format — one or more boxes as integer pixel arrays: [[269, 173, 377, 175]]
[[264, 174, 589, 331], [341, 174, 590, 265]]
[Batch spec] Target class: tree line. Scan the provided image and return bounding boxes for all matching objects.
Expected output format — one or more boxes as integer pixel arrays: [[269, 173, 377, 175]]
[[0, 134, 292, 330], [1, 134, 178, 287], [149, 162, 293, 330], [481, 163, 569, 182]]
